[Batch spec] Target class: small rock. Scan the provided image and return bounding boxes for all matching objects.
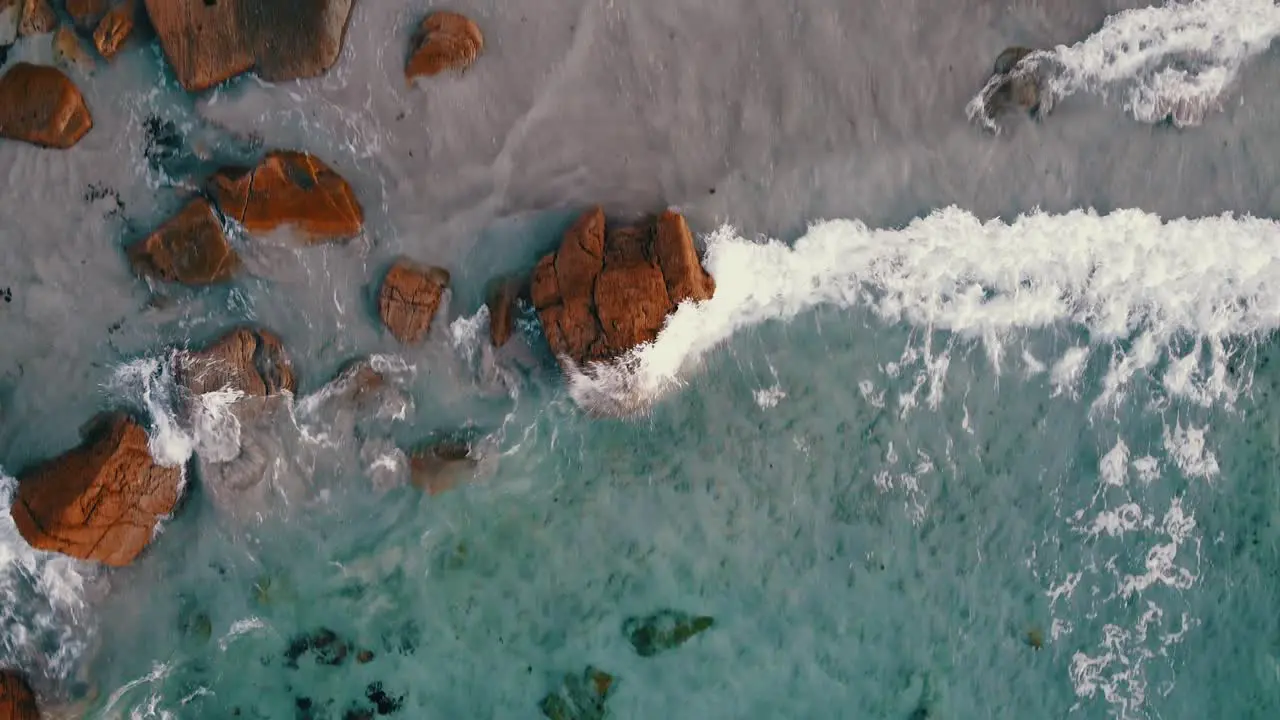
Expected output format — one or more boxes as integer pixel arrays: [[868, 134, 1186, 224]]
[[0, 62, 93, 149], [8, 412, 183, 566], [18, 0, 54, 37], [0, 0, 20, 46], [0, 669, 39, 720], [128, 198, 240, 286], [406, 11, 483, 80], [178, 326, 296, 398], [623, 610, 714, 657], [355, 649, 374, 664], [486, 276, 521, 348], [66, 0, 109, 29], [974, 46, 1044, 123], [53, 24, 97, 76], [377, 259, 449, 344], [407, 435, 475, 495], [284, 627, 349, 669], [539, 666, 615, 720], [365, 682, 403, 715], [209, 150, 364, 244], [93, 0, 135, 61], [1026, 627, 1044, 650]]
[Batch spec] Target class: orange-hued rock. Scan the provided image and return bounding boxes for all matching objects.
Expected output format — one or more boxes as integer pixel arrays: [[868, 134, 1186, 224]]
[[209, 151, 363, 244], [128, 199, 239, 286], [179, 327, 297, 398], [486, 277, 520, 348], [406, 11, 483, 80], [9, 413, 183, 567], [18, 0, 54, 36], [93, 0, 135, 61], [0, 63, 93, 149], [66, 0, 109, 28], [143, 0, 355, 92], [0, 670, 39, 720], [531, 207, 715, 365], [53, 23, 97, 76], [377, 259, 450, 344]]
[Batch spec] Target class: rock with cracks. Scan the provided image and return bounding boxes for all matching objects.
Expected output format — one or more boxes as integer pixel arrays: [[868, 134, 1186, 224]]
[[209, 150, 364, 244], [178, 327, 297, 399], [93, 0, 136, 61], [0, 63, 93, 149], [128, 198, 240, 286], [406, 11, 483, 81], [8, 413, 183, 567], [144, 0, 355, 92], [377, 259, 450, 344], [0, 670, 38, 720], [530, 206, 715, 367]]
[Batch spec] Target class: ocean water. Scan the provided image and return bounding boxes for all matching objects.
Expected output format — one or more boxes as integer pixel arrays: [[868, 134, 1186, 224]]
[[3, 0, 1280, 718]]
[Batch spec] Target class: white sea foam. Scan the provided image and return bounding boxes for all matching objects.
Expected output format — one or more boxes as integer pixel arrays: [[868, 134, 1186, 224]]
[[567, 206, 1279, 414], [966, 0, 1280, 130]]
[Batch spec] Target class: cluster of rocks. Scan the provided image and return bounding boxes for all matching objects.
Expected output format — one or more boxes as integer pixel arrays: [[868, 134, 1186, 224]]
[[1, 3, 719, 716]]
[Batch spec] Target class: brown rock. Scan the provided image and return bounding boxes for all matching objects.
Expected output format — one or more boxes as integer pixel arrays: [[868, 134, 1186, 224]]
[[209, 151, 364, 244], [128, 199, 239, 286], [405, 11, 483, 81], [53, 24, 96, 76], [179, 327, 296, 398], [66, 0, 109, 29], [355, 649, 374, 664], [377, 259, 450, 344], [0, 669, 39, 720], [18, 0, 54, 36], [0, 63, 93, 149], [531, 207, 715, 366], [143, 0, 355, 92], [93, 0, 135, 61], [486, 277, 520, 348], [9, 413, 183, 566], [408, 438, 475, 495]]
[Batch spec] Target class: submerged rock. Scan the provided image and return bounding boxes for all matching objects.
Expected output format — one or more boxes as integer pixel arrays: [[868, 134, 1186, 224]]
[[53, 24, 96, 76], [9, 412, 183, 566], [377, 259, 450, 344], [18, 0, 54, 37], [0, 1, 20, 47], [407, 435, 475, 495], [0, 669, 39, 720], [144, 0, 355, 92], [66, 0, 109, 29], [539, 666, 616, 720], [93, 0, 135, 61], [128, 198, 240, 286], [209, 151, 364, 244], [0, 63, 93, 149], [405, 11, 483, 81], [486, 276, 521, 348], [284, 627, 349, 669], [622, 610, 714, 657], [179, 327, 297, 398], [530, 207, 715, 366]]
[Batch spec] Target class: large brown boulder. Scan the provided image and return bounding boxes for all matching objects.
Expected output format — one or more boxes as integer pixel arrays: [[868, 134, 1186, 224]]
[[377, 259, 450, 344], [128, 198, 240, 286], [93, 0, 136, 61], [9, 413, 183, 567], [530, 207, 715, 365], [0, 63, 93, 149], [406, 11, 483, 81], [0, 670, 38, 720], [144, 0, 355, 92], [178, 327, 296, 398], [209, 151, 363, 244]]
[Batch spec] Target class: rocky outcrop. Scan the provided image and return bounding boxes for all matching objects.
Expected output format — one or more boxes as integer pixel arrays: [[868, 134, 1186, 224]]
[[9, 413, 183, 567], [406, 11, 483, 81], [128, 199, 240, 286], [66, 0, 109, 29], [622, 610, 714, 657], [407, 436, 475, 495], [539, 666, 615, 720], [530, 207, 715, 366], [179, 327, 296, 398], [486, 277, 520, 348], [0, 670, 38, 720], [0, 63, 93, 149], [144, 0, 356, 92], [53, 24, 96, 76], [209, 151, 364, 244], [93, 0, 135, 61], [18, 0, 54, 37], [377, 259, 449, 344]]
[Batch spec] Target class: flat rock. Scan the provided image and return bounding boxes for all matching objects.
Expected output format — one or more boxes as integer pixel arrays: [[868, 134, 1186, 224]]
[[9, 413, 183, 566], [66, 0, 109, 29], [18, 0, 54, 37], [377, 259, 450, 344], [406, 11, 483, 80], [486, 277, 521, 348], [128, 198, 239, 286], [179, 326, 296, 398], [0, 63, 93, 149], [209, 151, 364, 244], [0, 670, 38, 720], [530, 207, 714, 366], [144, 0, 355, 92], [93, 0, 135, 61]]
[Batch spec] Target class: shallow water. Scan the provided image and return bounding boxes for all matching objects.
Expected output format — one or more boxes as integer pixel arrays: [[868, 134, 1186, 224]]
[[3, 0, 1280, 718]]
